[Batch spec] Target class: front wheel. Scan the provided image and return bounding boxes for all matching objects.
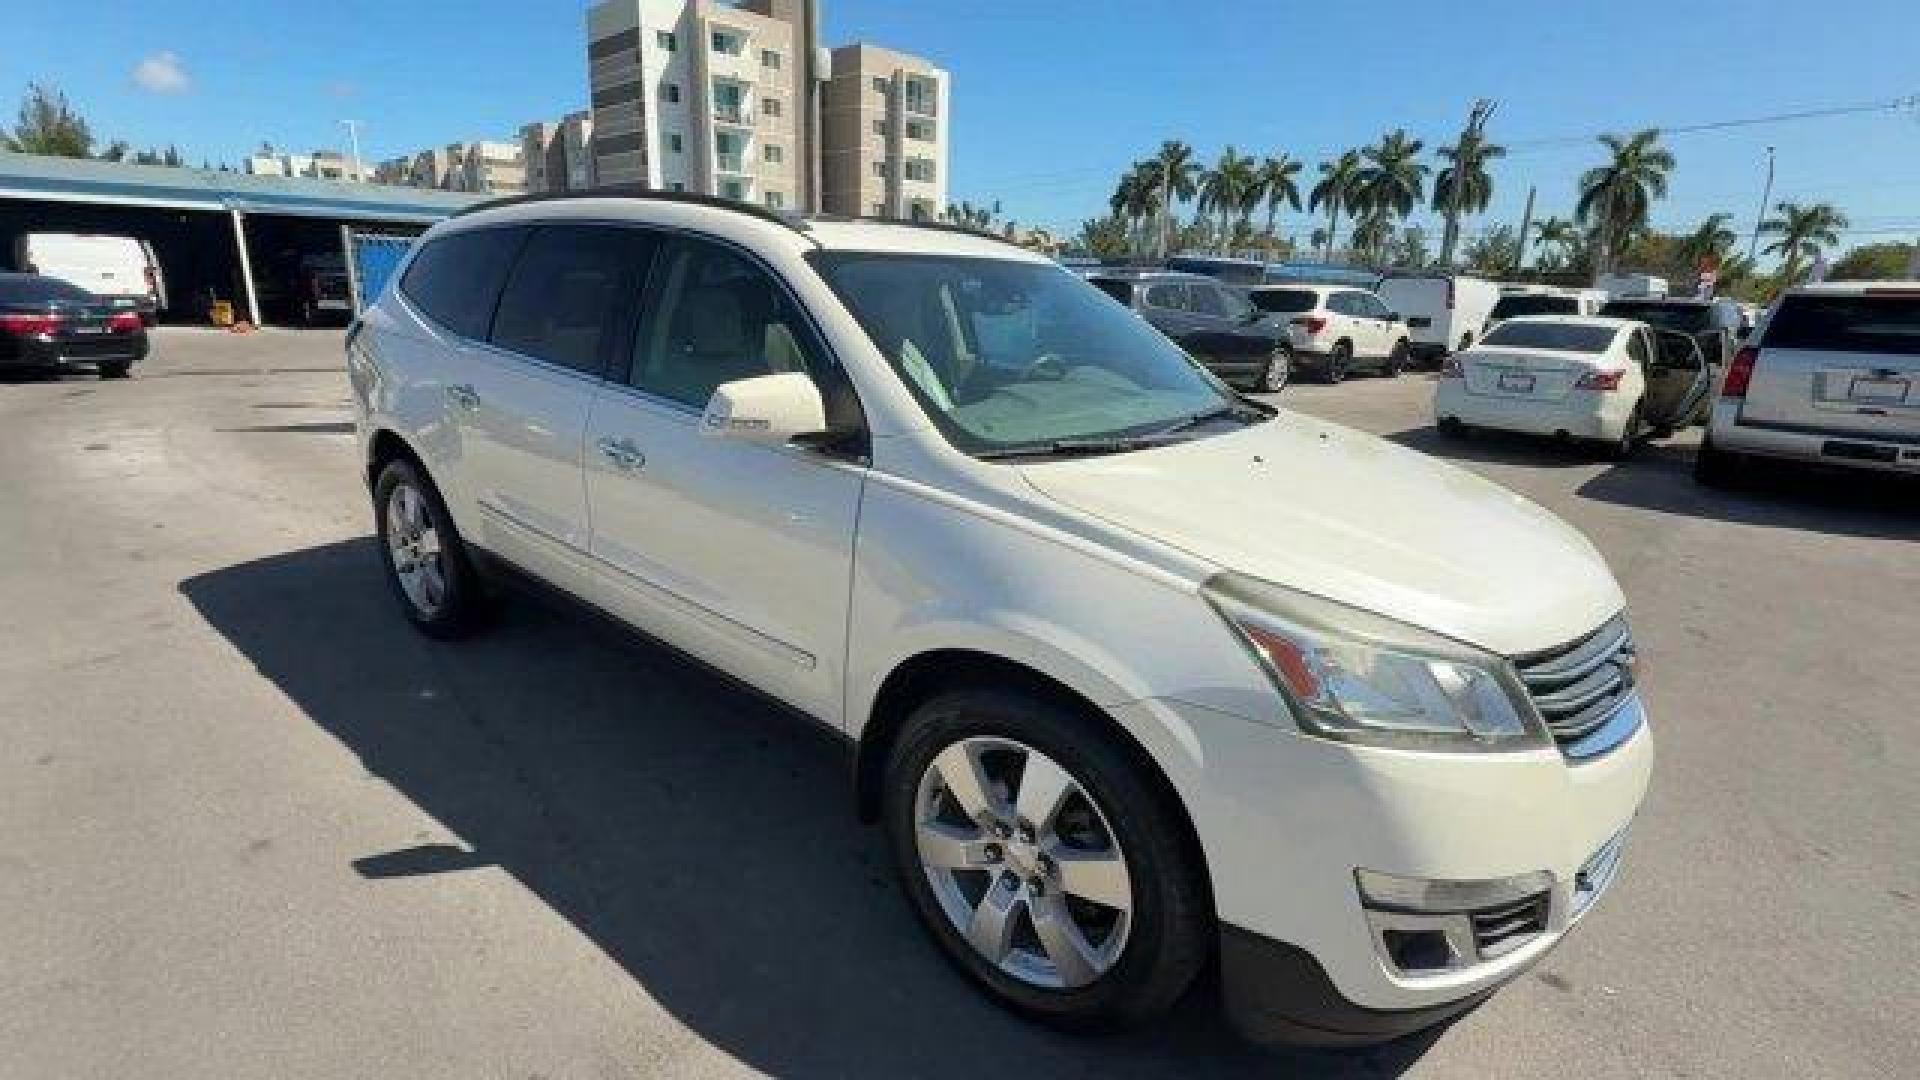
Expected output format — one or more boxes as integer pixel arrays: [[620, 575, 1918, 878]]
[[1385, 340, 1410, 377], [1259, 347, 1291, 393], [883, 687, 1210, 1030], [373, 457, 487, 639], [1325, 343, 1352, 384]]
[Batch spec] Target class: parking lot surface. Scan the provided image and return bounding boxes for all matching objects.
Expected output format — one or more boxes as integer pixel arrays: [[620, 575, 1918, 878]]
[[2, 330, 1915, 1079]]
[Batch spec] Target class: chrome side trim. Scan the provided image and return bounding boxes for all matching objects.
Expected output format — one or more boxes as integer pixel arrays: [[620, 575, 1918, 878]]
[[1561, 694, 1645, 762]]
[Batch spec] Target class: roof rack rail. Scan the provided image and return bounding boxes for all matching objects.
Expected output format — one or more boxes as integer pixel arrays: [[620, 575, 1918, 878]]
[[804, 212, 1028, 250], [451, 184, 812, 237]]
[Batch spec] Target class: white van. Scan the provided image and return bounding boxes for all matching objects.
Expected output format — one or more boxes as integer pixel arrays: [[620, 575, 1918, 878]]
[[12, 233, 166, 321], [1377, 273, 1501, 364], [1596, 273, 1668, 300], [1489, 285, 1608, 328]]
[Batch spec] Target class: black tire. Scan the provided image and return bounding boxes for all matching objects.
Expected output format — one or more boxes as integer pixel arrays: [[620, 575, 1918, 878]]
[[98, 360, 132, 380], [1693, 434, 1747, 488], [1258, 347, 1290, 394], [372, 457, 487, 639], [1385, 340, 1410, 377], [1458, 332, 1474, 353], [1602, 404, 1641, 461], [1325, 342, 1352, 384], [1437, 416, 1468, 439], [883, 686, 1210, 1032]]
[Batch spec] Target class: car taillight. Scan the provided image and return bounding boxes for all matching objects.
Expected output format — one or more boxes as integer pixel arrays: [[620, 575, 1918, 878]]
[[1440, 356, 1464, 378], [1723, 346, 1758, 398], [1577, 369, 1625, 392], [0, 313, 63, 335], [1291, 315, 1328, 334], [108, 311, 143, 333]]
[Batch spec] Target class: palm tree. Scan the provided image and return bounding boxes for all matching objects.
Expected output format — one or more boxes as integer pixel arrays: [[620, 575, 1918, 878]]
[[1433, 127, 1506, 266], [1199, 146, 1258, 253], [1111, 162, 1162, 255], [1350, 207, 1395, 269], [1576, 129, 1676, 275], [1308, 150, 1364, 262], [1761, 201, 1849, 284], [1357, 129, 1429, 219], [1255, 153, 1304, 239], [1148, 140, 1198, 257], [1531, 216, 1579, 266]]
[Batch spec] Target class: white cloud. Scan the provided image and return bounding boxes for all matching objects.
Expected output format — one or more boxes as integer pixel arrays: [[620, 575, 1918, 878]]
[[132, 51, 191, 95]]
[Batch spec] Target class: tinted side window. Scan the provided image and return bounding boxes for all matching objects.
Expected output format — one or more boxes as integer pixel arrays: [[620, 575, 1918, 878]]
[[1764, 295, 1920, 356], [630, 238, 829, 409], [1187, 282, 1227, 317], [1144, 282, 1184, 310], [1326, 292, 1352, 316], [399, 227, 526, 339], [490, 224, 656, 376]]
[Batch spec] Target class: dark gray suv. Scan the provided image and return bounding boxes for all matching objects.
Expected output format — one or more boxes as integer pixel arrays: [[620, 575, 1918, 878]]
[[1087, 270, 1292, 393]]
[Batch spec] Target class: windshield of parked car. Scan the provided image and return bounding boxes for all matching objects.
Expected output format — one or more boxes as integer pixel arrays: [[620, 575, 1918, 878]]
[[811, 252, 1251, 456], [1491, 293, 1577, 319], [1600, 302, 1711, 333], [1482, 321, 1619, 353], [1763, 294, 1920, 356], [0, 275, 95, 306], [1249, 288, 1319, 314]]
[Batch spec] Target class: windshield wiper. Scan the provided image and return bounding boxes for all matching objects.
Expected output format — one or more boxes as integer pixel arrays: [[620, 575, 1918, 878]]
[[1154, 402, 1269, 435], [977, 436, 1169, 461]]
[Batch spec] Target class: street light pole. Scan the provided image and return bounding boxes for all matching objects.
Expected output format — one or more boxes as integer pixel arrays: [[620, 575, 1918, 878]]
[[340, 120, 364, 182], [1745, 145, 1775, 264]]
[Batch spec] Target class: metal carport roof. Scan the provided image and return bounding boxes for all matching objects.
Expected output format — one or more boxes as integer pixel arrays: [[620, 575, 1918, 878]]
[[0, 151, 481, 223]]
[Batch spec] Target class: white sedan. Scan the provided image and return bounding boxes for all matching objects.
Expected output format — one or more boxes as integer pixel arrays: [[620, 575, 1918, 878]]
[[1433, 315, 1711, 458]]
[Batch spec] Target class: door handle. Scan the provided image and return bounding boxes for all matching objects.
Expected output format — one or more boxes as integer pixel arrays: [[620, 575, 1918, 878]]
[[595, 436, 646, 471], [446, 383, 479, 411]]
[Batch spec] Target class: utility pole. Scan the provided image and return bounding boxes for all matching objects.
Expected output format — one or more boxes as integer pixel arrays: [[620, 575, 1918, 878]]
[[340, 120, 364, 181], [1442, 98, 1496, 268], [1514, 184, 1536, 275], [1745, 145, 1775, 264]]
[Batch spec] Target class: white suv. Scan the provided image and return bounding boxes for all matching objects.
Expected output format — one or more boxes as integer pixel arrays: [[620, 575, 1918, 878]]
[[1248, 285, 1411, 382], [349, 193, 1651, 1046]]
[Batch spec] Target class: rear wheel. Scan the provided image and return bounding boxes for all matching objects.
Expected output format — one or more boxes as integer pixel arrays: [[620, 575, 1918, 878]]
[[1693, 434, 1748, 488], [883, 686, 1209, 1031], [1325, 342, 1352, 384], [373, 457, 487, 639], [1385, 340, 1410, 377], [1259, 347, 1290, 393], [1437, 416, 1469, 439], [1458, 332, 1474, 353], [1602, 404, 1642, 461], [98, 360, 132, 380]]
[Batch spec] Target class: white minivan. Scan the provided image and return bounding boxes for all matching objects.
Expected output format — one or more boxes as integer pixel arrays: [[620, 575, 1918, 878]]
[[12, 233, 166, 322], [351, 193, 1652, 1047], [1378, 273, 1501, 365]]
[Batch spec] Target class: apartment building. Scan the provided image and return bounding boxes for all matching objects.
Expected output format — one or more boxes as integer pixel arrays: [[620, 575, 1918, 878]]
[[587, 0, 806, 211], [450, 141, 529, 195], [245, 150, 368, 183], [519, 121, 560, 193], [822, 43, 948, 221], [557, 110, 598, 190]]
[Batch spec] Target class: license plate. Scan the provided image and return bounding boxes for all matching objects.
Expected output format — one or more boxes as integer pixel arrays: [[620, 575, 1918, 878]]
[[1849, 376, 1909, 404], [1498, 371, 1536, 393], [110, 298, 137, 308], [69, 325, 107, 335]]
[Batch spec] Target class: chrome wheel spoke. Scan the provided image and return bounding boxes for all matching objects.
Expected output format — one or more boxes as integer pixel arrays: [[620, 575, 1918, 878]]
[[1013, 751, 1073, 835], [417, 528, 442, 558], [917, 819, 995, 869], [932, 742, 1000, 825], [419, 558, 446, 609], [967, 879, 1021, 963], [1028, 891, 1101, 988], [1048, 843, 1131, 911]]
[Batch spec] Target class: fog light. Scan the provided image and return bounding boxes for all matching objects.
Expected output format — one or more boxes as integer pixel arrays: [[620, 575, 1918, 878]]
[[1356, 868, 1554, 914]]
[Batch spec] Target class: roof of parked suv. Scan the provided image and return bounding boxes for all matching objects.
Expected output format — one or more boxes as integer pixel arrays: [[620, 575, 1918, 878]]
[[1085, 268, 1214, 282], [1785, 280, 1920, 294]]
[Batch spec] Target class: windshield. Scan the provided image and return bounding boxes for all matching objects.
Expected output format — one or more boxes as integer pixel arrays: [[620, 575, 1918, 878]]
[[811, 252, 1246, 456], [0, 275, 95, 305], [1481, 321, 1619, 353], [1491, 293, 1576, 319], [1249, 288, 1319, 314], [1601, 302, 1710, 333]]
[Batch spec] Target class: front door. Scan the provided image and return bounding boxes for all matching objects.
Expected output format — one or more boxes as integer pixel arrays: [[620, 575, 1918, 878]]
[[584, 234, 865, 721], [1646, 328, 1710, 428]]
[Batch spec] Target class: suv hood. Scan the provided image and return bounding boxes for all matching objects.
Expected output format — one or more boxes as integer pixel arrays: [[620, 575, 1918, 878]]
[[1019, 415, 1622, 656]]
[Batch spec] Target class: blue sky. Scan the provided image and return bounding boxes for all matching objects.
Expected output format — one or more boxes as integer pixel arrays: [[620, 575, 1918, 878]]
[[6, 0, 1918, 260]]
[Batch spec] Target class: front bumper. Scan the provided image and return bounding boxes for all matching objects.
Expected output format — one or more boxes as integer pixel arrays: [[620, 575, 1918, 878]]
[[1111, 696, 1652, 1044]]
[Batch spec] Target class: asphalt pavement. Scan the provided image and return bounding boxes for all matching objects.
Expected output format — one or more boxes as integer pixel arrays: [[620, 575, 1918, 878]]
[[1, 329, 1914, 1078]]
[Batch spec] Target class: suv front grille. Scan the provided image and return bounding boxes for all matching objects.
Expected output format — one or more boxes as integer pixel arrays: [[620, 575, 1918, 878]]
[[1514, 617, 1638, 755]]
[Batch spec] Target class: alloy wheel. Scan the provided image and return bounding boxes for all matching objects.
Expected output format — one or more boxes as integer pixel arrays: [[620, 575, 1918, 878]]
[[913, 737, 1134, 990], [385, 482, 447, 618], [1262, 349, 1290, 393]]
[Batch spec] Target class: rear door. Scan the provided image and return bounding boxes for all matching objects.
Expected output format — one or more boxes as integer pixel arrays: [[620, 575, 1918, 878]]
[[1742, 290, 1920, 442], [1140, 280, 1202, 355], [1356, 292, 1396, 358], [1645, 329, 1709, 427]]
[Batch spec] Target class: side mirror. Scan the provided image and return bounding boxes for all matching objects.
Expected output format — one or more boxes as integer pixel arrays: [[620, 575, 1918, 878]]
[[701, 372, 827, 446]]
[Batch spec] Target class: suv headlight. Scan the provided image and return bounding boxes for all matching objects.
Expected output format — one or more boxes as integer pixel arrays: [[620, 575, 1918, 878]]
[[1203, 573, 1547, 751]]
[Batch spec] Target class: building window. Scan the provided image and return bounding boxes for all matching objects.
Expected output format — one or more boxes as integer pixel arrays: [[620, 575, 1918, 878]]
[[871, 119, 886, 138], [765, 190, 785, 209], [871, 76, 889, 95], [904, 158, 935, 182], [906, 118, 934, 141], [664, 82, 681, 103], [761, 49, 781, 69], [870, 202, 886, 216], [763, 143, 783, 164], [655, 30, 676, 51], [761, 96, 781, 117], [872, 161, 889, 178], [720, 178, 747, 200], [904, 77, 937, 116], [668, 133, 683, 154], [711, 30, 743, 56]]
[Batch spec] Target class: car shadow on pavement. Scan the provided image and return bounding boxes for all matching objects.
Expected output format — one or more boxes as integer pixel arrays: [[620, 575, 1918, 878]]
[[1384, 425, 1603, 470], [180, 538, 1442, 1079], [1575, 442, 1920, 542]]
